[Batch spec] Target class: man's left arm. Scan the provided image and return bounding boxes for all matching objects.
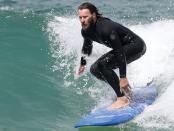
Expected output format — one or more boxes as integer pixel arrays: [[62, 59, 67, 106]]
[[109, 30, 127, 78], [109, 30, 131, 89]]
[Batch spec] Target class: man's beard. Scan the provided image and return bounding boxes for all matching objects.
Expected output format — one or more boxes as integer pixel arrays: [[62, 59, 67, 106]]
[[82, 17, 95, 30]]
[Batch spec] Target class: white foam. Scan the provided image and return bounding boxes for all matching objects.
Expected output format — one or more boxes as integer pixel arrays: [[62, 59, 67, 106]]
[[0, 6, 12, 11], [134, 81, 174, 129], [130, 20, 174, 129]]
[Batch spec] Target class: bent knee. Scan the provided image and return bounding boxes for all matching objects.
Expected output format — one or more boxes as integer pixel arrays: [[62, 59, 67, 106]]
[[141, 42, 146, 55], [90, 64, 95, 75], [90, 62, 105, 80], [135, 38, 146, 56]]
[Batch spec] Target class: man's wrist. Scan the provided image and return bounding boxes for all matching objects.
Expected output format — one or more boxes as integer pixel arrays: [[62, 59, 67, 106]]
[[120, 75, 126, 78], [80, 56, 87, 66]]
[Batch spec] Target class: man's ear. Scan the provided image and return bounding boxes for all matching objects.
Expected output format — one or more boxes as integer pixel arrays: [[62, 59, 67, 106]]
[[92, 13, 96, 18]]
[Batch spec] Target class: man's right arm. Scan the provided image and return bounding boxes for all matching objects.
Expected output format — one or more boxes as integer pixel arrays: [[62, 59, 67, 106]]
[[78, 33, 93, 75], [80, 29, 93, 65], [80, 38, 93, 63]]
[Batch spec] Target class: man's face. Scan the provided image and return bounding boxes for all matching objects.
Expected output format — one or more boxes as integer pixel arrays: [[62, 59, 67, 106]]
[[78, 9, 95, 30]]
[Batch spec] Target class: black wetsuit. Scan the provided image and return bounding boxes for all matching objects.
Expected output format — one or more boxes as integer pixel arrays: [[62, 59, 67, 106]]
[[80, 17, 146, 97]]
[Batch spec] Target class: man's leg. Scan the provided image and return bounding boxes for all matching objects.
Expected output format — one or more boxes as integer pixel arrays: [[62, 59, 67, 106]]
[[90, 51, 124, 97], [124, 37, 146, 64], [90, 50, 130, 109], [90, 38, 146, 109]]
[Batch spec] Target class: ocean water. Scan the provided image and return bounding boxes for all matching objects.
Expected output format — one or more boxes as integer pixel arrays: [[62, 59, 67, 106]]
[[1, 0, 174, 131]]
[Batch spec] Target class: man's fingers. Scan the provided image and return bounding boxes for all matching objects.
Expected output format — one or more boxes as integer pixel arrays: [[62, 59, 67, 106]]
[[78, 66, 85, 75], [121, 84, 129, 89]]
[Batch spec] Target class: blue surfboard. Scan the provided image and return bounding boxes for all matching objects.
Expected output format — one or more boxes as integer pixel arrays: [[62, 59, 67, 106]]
[[75, 84, 157, 128]]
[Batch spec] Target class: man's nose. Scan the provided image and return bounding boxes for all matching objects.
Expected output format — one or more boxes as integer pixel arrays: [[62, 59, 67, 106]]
[[81, 17, 85, 23]]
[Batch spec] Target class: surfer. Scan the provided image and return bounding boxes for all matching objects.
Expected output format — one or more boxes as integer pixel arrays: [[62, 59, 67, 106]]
[[77, 2, 146, 109]]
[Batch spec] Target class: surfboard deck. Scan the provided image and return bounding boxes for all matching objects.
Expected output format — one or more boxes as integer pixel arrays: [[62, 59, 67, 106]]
[[75, 84, 157, 128]]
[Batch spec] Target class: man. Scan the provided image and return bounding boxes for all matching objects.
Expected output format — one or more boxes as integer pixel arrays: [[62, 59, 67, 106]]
[[77, 2, 146, 109]]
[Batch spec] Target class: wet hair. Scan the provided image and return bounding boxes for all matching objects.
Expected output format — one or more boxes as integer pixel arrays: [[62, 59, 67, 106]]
[[78, 2, 102, 18]]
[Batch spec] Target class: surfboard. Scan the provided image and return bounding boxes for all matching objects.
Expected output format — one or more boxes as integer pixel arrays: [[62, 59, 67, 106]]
[[78, 126, 125, 131], [75, 83, 157, 128]]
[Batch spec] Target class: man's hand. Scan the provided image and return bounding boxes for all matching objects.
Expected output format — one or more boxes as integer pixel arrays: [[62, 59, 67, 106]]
[[78, 65, 85, 75], [119, 78, 129, 88]]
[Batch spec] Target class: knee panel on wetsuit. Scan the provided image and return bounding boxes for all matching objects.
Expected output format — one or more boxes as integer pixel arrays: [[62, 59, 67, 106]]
[[90, 62, 105, 80]]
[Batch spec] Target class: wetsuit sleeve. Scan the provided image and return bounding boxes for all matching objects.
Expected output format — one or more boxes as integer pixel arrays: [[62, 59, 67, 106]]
[[110, 30, 127, 78], [80, 31, 93, 66], [81, 37, 93, 56]]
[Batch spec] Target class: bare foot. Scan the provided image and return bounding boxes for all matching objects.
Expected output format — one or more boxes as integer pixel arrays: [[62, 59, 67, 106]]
[[108, 96, 129, 109]]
